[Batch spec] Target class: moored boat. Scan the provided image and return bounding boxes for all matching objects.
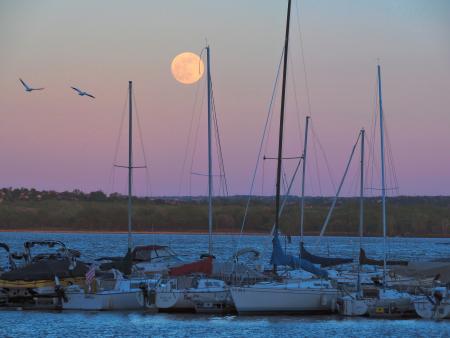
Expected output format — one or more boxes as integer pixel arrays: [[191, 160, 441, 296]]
[[414, 286, 450, 320]]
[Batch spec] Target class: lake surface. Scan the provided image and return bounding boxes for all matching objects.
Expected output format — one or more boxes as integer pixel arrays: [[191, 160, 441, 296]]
[[0, 232, 449, 337]]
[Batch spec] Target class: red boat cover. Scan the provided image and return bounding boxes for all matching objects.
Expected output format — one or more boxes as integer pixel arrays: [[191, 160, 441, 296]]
[[169, 256, 213, 276]]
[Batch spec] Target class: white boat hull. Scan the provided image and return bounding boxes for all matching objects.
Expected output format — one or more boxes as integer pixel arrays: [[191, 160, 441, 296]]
[[230, 285, 337, 314], [186, 290, 233, 313], [63, 290, 142, 310], [366, 296, 413, 317], [415, 300, 450, 320], [156, 290, 194, 311], [337, 297, 369, 316]]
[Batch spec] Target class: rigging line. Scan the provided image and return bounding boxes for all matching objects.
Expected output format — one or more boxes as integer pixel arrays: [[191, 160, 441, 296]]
[[236, 48, 284, 251], [210, 81, 229, 196], [311, 122, 337, 191], [383, 116, 400, 195], [288, 52, 304, 146], [365, 187, 399, 191], [191, 172, 225, 177], [281, 164, 289, 195], [109, 88, 129, 194], [264, 156, 302, 160], [305, 150, 316, 196], [311, 130, 323, 195], [261, 157, 265, 195], [178, 77, 203, 195], [294, 0, 312, 116], [317, 131, 361, 243], [346, 159, 359, 197], [132, 91, 152, 197], [212, 110, 224, 196], [365, 116, 375, 198], [269, 156, 304, 236], [188, 77, 207, 196], [211, 91, 228, 196], [368, 75, 379, 198]]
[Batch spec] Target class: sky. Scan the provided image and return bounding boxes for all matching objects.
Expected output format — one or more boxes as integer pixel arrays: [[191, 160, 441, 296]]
[[0, 0, 449, 197]]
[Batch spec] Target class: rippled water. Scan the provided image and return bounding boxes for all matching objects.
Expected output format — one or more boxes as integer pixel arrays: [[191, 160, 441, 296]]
[[1, 232, 449, 337]]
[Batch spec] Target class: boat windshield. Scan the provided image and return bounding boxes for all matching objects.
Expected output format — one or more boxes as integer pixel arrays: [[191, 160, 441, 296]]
[[132, 245, 182, 262]]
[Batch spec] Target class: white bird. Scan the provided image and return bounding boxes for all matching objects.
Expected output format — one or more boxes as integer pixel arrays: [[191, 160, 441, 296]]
[[19, 78, 44, 92], [71, 87, 95, 99]]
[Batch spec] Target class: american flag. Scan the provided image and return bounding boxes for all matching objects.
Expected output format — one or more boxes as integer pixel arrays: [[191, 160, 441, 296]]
[[85, 264, 96, 285]]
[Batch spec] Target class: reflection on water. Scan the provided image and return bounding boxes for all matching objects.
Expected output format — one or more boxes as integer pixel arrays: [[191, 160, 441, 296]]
[[0, 232, 449, 337], [0, 311, 448, 337]]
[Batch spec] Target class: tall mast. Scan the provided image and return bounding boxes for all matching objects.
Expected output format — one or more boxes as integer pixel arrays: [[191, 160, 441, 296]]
[[127, 81, 133, 252], [206, 46, 213, 256], [274, 0, 292, 244], [357, 128, 365, 294], [377, 64, 387, 288], [359, 129, 365, 245], [300, 116, 310, 243]]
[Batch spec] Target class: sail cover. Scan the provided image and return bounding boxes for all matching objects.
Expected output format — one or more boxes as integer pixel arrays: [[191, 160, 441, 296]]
[[359, 248, 408, 266], [270, 234, 328, 278], [300, 242, 353, 267]]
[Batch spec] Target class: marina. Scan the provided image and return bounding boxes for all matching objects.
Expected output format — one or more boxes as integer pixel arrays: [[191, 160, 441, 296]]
[[1, 0, 449, 336], [1, 233, 449, 313]]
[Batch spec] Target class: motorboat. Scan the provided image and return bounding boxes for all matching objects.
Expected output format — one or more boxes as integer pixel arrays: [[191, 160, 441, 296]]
[[62, 269, 158, 311]]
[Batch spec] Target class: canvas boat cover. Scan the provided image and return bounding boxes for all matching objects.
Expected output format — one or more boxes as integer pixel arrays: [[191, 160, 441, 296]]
[[359, 248, 408, 266], [270, 234, 328, 278], [0, 258, 89, 281], [300, 242, 353, 267]]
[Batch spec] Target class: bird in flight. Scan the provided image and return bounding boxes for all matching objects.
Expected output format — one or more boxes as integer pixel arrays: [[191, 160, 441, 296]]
[[71, 87, 95, 99], [19, 78, 44, 92]]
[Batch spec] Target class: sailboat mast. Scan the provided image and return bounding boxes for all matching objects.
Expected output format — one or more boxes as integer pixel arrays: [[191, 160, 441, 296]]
[[357, 128, 365, 294], [274, 0, 292, 239], [300, 116, 310, 242], [127, 81, 133, 252], [377, 64, 387, 288], [206, 46, 213, 256]]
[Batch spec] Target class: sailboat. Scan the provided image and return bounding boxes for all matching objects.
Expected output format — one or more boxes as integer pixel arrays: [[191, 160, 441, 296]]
[[337, 65, 414, 317], [230, 0, 338, 314], [154, 46, 233, 313], [62, 82, 160, 311]]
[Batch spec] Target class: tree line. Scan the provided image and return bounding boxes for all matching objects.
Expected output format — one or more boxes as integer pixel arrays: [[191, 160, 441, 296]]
[[0, 188, 448, 237]]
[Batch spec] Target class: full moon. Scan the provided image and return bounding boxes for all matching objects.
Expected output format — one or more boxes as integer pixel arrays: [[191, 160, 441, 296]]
[[171, 52, 204, 84]]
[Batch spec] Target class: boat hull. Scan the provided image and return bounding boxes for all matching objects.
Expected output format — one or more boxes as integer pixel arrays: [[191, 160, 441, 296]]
[[414, 300, 450, 320], [230, 285, 337, 314], [366, 297, 414, 318], [186, 290, 234, 314], [63, 290, 142, 310], [156, 290, 194, 311], [337, 297, 369, 316]]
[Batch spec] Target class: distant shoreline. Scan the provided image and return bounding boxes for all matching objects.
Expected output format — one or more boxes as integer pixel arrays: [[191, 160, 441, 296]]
[[0, 192, 448, 238], [1, 228, 448, 239]]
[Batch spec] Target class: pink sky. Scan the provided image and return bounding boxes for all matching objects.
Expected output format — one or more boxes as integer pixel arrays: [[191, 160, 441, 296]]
[[0, 0, 449, 196]]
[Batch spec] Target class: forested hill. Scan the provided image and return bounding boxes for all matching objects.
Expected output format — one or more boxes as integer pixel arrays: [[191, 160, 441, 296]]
[[0, 188, 448, 237]]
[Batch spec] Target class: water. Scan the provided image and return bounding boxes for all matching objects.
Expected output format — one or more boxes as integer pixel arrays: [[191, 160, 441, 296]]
[[1, 232, 449, 337]]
